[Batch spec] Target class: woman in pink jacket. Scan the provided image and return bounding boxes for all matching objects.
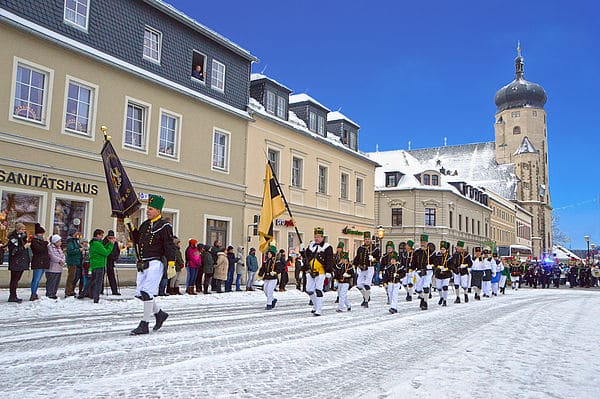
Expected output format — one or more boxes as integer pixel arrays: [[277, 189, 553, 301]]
[[185, 239, 201, 295], [46, 234, 66, 299]]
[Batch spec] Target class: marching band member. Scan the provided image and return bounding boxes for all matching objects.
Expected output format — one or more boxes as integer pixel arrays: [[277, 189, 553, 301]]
[[304, 227, 334, 316], [413, 234, 434, 310], [353, 231, 380, 308], [432, 241, 452, 307], [451, 241, 472, 303], [258, 246, 278, 310], [400, 241, 415, 301], [510, 259, 523, 290], [482, 247, 493, 298], [491, 252, 504, 296], [333, 251, 354, 312], [383, 252, 404, 314], [470, 247, 485, 300]]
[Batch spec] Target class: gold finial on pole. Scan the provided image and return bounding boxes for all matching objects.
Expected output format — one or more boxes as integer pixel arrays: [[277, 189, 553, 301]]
[[101, 125, 112, 141], [517, 40, 521, 57]]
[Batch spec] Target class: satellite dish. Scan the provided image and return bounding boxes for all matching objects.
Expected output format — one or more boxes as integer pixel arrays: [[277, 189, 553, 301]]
[[73, 218, 81, 226]]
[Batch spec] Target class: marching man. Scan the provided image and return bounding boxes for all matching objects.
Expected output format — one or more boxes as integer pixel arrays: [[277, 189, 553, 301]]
[[413, 234, 434, 310], [510, 259, 523, 290], [258, 246, 278, 310], [333, 251, 354, 313], [126, 194, 176, 335], [470, 247, 485, 300], [353, 231, 380, 308], [400, 241, 415, 301], [432, 240, 452, 307], [383, 252, 404, 314], [451, 241, 472, 303], [304, 227, 334, 316], [482, 247, 493, 298], [491, 251, 504, 296]]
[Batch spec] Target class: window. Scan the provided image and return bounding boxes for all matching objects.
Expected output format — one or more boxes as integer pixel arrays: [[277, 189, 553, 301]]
[[349, 131, 357, 151], [318, 165, 328, 194], [268, 149, 280, 177], [472, 219, 475, 234], [477, 220, 481, 235], [291, 157, 303, 187], [392, 208, 403, 226], [12, 62, 51, 125], [532, 110, 537, 117], [64, 0, 89, 30], [385, 172, 399, 187], [206, 218, 229, 247], [425, 208, 436, 226], [459, 215, 462, 231], [513, 126, 521, 135], [124, 100, 148, 150], [342, 129, 348, 144], [340, 173, 348, 199], [54, 197, 88, 242], [277, 96, 286, 119], [465, 216, 469, 233], [191, 51, 207, 82], [158, 111, 180, 158], [1, 191, 42, 224], [143, 27, 162, 63], [211, 59, 225, 92], [431, 175, 439, 186], [309, 111, 317, 132], [449, 211, 453, 229], [266, 91, 276, 114], [64, 79, 94, 136], [423, 174, 430, 185], [212, 129, 229, 171], [356, 178, 363, 203], [317, 115, 325, 136], [511, 111, 520, 118]]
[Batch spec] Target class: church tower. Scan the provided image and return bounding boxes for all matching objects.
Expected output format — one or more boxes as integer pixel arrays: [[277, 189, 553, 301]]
[[493, 44, 552, 257]]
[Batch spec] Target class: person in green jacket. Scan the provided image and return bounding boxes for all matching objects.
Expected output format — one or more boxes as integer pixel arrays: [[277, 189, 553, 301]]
[[65, 228, 82, 297], [88, 229, 116, 303]]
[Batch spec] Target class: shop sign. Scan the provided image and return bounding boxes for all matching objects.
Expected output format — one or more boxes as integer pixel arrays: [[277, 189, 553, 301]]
[[275, 219, 295, 227], [0, 169, 99, 195], [342, 226, 364, 236]]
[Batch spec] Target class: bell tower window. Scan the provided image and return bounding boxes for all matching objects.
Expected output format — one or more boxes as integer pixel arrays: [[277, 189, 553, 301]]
[[513, 126, 521, 135]]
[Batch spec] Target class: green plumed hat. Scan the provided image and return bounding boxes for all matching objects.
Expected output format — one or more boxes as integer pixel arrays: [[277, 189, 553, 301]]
[[456, 240, 465, 248], [389, 251, 399, 261], [406, 240, 414, 249], [386, 240, 395, 249], [314, 226, 324, 236], [337, 241, 345, 249], [341, 251, 349, 260], [420, 234, 428, 243], [363, 231, 371, 239], [148, 194, 165, 211], [440, 240, 450, 250], [268, 245, 277, 255]]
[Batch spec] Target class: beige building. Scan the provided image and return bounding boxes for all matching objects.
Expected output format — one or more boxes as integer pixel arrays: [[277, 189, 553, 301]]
[[245, 75, 378, 256], [485, 188, 533, 251], [494, 49, 552, 256], [0, 2, 257, 247], [370, 150, 491, 252], [515, 204, 533, 248]]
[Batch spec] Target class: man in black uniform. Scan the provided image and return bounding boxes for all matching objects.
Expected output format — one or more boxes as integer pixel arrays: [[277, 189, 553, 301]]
[[126, 194, 177, 335], [412, 234, 434, 310], [451, 241, 472, 303], [432, 240, 453, 306], [353, 231, 380, 308]]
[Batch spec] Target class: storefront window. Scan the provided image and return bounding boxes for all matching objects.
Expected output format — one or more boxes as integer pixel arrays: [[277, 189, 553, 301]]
[[54, 198, 87, 241], [1, 191, 41, 225]]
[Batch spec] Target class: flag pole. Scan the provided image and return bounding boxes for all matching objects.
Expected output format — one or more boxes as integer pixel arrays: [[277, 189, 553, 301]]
[[266, 159, 303, 247]]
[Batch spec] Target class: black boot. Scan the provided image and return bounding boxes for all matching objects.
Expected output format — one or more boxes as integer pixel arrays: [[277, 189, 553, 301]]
[[438, 298, 444, 305], [8, 296, 23, 303], [475, 293, 480, 300], [464, 294, 469, 303], [442, 300, 447, 307], [406, 294, 412, 302], [335, 296, 339, 304], [467, 288, 472, 293], [153, 310, 169, 331], [130, 321, 149, 335], [419, 298, 428, 310], [454, 296, 461, 304]]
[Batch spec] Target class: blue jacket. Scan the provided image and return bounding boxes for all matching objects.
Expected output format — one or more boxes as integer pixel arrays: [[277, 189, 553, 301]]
[[246, 254, 259, 272]]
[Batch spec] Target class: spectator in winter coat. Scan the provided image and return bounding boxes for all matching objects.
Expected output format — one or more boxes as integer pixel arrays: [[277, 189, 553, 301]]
[[213, 251, 228, 293], [75, 240, 90, 298], [246, 248, 259, 291], [169, 236, 184, 295], [7, 222, 31, 303], [235, 246, 245, 291], [64, 228, 82, 297], [225, 245, 238, 292], [88, 229, 115, 303], [201, 245, 214, 294], [275, 249, 288, 292], [103, 230, 121, 295], [46, 234, 65, 299], [30, 223, 49, 301], [185, 239, 201, 295]]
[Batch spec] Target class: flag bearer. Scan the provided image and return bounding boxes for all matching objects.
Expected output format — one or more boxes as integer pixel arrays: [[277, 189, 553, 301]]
[[258, 246, 278, 310], [304, 227, 334, 316]]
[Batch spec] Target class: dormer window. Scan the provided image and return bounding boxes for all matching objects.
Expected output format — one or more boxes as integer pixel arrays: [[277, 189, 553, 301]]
[[431, 175, 439, 186], [266, 91, 276, 114], [317, 115, 325, 135], [276, 96, 286, 118], [385, 172, 401, 187], [423, 174, 430, 185], [309, 112, 317, 132]]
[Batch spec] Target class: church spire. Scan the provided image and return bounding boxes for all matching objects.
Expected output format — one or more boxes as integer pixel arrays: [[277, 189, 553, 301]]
[[515, 40, 524, 79]]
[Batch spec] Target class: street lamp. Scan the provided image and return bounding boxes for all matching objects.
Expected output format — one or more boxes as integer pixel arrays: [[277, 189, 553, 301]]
[[591, 243, 596, 265], [584, 235, 590, 266], [377, 225, 385, 252]]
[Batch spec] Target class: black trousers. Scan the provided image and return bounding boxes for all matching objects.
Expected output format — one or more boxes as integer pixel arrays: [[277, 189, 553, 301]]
[[90, 268, 105, 301], [9, 270, 24, 298], [279, 271, 289, 290], [104, 261, 119, 294]]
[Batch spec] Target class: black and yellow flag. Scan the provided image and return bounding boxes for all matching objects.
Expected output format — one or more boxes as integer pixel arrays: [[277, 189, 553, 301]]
[[100, 139, 140, 218], [258, 162, 286, 252]]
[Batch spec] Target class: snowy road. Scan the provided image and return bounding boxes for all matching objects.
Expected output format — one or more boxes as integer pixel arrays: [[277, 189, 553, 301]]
[[1, 287, 598, 399]]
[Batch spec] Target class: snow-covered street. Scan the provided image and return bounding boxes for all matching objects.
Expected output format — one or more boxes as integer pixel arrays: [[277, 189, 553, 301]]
[[1, 286, 598, 399]]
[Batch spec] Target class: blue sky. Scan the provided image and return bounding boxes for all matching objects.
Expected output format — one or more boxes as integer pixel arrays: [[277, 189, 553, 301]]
[[168, 0, 599, 249]]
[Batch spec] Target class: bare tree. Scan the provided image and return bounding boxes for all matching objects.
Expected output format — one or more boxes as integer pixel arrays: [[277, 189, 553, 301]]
[[552, 212, 571, 247]]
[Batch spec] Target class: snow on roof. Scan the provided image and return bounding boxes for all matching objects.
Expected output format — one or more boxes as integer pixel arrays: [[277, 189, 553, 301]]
[[250, 73, 292, 92], [326, 111, 360, 128], [248, 98, 377, 166], [553, 245, 581, 261], [147, 0, 257, 62], [407, 142, 518, 200], [289, 93, 331, 112], [514, 136, 538, 155]]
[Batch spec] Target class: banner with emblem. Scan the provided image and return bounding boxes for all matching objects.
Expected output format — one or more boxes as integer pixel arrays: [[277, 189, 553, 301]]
[[258, 161, 286, 253], [100, 136, 141, 218]]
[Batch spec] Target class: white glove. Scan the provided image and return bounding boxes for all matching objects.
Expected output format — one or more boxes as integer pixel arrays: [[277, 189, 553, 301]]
[[269, 271, 276, 276], [298, 271, 304, 278], [343, 273, 350, 278], [368, 255, 375, 262], [426, 264, 433, 270], [460, 264, 467, 269], [325, 273, 332, 279], [492, 272, 497, 277], [393, 273, 398, 278]]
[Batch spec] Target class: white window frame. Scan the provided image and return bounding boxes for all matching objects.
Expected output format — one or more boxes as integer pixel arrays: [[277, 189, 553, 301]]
[[317, 115, 325, 135], [309, 111, 317, 132], [267, 148, 280, 178], [143, 26, 162, 64], [62, 75, 98, 141], [276, 95, 286, 118], [122, 97, 151, 154], [0, 185, 48, 227], [50, 192, 93, 242], [203, 214, 232, 247], [211, 128, 231, 173], [266, 90, 276, 114], [318, 165, 328, 195], [156, 108, 182, 161], [356, 177, 364, 203], [63, 0, 90, 32], [211, 59, 226, 92], [9, 57, 54, 130], [191, 50, 207, 84], [291, 156, 303, 188], [340, 172, 349, 200]]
